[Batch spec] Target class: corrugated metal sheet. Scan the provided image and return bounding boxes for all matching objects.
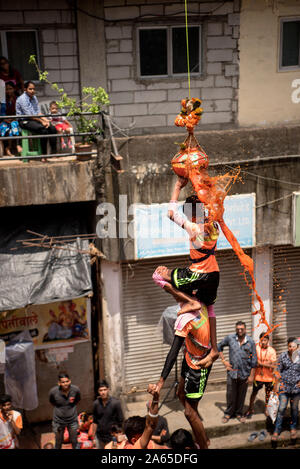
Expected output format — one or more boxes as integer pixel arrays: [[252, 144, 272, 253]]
[[272, 245, 300, 355], [122, 250, 253, 388]]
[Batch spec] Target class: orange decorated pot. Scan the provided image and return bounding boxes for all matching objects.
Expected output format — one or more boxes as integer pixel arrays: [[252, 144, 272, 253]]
[[171, 147, 209, 177]]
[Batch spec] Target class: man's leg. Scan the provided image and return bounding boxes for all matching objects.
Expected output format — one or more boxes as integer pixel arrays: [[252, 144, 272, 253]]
[[273, 393, 288, 437], [177, 378, 208, 449], [235, 378, 248, 418], [154, 267, 201, 313], [245, 381, 261, 417], [224, 374, 237, 418], [68, 422, 79, 449], [52, 422, 64, 449], [290, 393, 300, 433]]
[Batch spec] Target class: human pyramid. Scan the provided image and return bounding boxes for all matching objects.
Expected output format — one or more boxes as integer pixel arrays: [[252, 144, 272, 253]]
[[148, 97, 270, 449]]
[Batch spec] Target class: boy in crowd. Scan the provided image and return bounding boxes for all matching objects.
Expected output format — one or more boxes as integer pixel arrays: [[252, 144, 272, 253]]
[[0, 394, 23, 449]]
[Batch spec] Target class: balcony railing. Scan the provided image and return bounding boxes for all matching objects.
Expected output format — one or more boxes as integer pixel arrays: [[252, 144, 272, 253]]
[[0, 111, 106, 162]]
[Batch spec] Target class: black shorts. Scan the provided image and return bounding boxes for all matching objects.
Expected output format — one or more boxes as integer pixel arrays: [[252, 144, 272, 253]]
[[253, 381, 274, 393], [181, 357, 212, 401], [171, 268, 219, 305]]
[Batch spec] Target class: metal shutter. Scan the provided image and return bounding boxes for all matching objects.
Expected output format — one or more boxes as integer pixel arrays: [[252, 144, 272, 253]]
[[122, 250, 253, 389], [213, 249, 253, 381], [272, 245, 300, 355]]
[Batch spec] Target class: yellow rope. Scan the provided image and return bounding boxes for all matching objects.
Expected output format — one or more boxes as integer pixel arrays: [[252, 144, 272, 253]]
[[184, 0, 191, 99]]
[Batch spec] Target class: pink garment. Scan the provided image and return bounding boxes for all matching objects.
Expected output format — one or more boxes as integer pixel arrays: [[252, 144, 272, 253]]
[[207, 304, 215, 318], [152, 271, 168, 289], [174, 311, 199, 331]]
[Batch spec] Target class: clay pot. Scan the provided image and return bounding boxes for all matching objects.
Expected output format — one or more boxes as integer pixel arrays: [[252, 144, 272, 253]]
[[75, 143, 92, 161]]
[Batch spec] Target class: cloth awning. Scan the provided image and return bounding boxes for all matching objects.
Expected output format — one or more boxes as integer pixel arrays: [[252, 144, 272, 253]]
[[0, 203, 93, 312]]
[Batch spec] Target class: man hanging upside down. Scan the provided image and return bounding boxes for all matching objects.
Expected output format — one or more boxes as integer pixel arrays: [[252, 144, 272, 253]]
[[147, 298, 215, 449], [152, 175, 220, 366]]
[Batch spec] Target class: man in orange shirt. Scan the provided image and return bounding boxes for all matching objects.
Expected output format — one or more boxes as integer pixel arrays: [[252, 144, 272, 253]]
[[148, 302, 212, 449], [153, 176, 220, 368], [0, 394, 23, 449], [245, 332, 277, 418]]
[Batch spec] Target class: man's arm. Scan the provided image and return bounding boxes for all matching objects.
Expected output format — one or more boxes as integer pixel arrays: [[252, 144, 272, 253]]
[[149, 335, 184, 395], [217, 336, 233, 371], [138, 392, 159, 449], [247, 341, 258, 384], [8, 412, 22, 436]]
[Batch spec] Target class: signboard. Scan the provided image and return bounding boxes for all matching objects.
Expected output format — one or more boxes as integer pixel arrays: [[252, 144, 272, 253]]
[[0, 297, 90, 350], [292, 192, 300, 246], [134, 193, 256, 259]]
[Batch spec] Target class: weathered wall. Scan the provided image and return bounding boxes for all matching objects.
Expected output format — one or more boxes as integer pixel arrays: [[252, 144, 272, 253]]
[[102, 125, 300, 261], [77, 0, 107, 90], [0, 160, 96, 207], [239, 0, 300, 127], [28, 341, 94, 423], [104, 0, 240, 134]]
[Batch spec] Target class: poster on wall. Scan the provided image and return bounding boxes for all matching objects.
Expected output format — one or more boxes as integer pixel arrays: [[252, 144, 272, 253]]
[[133, 193, 256, 259], [0, 297, 90, 350]]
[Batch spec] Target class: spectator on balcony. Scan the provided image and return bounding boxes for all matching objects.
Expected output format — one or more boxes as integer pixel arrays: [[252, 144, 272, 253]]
[[16, 81, 57, 159], [0, 81, 22, 156], [0, 57, 24, 96]]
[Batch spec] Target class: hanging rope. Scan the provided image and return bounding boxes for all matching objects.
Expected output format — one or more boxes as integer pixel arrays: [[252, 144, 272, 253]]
[[184, 0, 191, 99]]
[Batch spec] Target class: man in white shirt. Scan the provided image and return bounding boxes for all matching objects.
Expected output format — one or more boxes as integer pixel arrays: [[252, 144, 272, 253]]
[[0, 394, 23, 449]]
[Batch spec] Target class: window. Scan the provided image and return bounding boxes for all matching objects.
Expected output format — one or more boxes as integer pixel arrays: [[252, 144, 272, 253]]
[[138, 25, 201, 78], [279, 18, 300, 69], [0, 30, 40, 81]]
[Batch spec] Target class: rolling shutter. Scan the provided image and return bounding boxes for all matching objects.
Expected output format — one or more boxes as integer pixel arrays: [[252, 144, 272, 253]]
[[122, 249, 253, 389], [272, 245, 300, 355]]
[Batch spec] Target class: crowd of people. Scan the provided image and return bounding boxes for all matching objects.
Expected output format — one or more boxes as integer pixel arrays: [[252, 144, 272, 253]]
[[0, 56, 73, 160], [0, 331, 299, 450]]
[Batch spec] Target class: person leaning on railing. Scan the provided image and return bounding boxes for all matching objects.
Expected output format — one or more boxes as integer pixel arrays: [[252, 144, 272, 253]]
[[16, 81, 57, 160]]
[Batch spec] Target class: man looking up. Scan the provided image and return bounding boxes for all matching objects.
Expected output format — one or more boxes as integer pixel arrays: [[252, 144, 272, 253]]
[[92, 380, 124, 449]]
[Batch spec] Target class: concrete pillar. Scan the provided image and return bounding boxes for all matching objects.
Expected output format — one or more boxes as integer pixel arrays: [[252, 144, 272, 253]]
[[252, 246, 273, 343], [76, 0, 107, 90], [100, 260, 124, 396]]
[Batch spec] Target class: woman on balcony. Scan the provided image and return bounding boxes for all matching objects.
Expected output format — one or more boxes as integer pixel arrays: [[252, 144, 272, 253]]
[[16, 81, 57, 161]]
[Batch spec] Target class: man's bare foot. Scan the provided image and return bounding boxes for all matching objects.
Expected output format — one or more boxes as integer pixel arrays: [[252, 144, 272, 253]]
[[178, 299, 201, 315], [156, 266, 171, 281]]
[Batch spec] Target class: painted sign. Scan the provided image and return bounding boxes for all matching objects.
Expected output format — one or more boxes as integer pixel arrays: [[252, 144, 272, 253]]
[[0, 297, 90, 349], [134, 193, 256, 259]]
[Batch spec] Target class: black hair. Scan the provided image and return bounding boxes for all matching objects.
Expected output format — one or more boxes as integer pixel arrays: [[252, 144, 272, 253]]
[[24, 80, 35, 89], [183, 194, 203, 220], [170, 428, 196, 450], [58, 372, 69, 380], [110, 423, 123, 434], [124, 416, 146, 443], [259, 332, 269, 340], [5, 80, 16, 89], [236, 321, 246, 328], [288, 337, 297, 345], [0, 394, 12, 405], [97, 379, 109, 389], [49, 101, 58, 107], [0, 56, 11, 72]]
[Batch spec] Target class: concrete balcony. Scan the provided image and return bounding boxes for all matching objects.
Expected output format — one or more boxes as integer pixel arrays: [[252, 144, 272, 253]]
[[0, 156, 96, 207]]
